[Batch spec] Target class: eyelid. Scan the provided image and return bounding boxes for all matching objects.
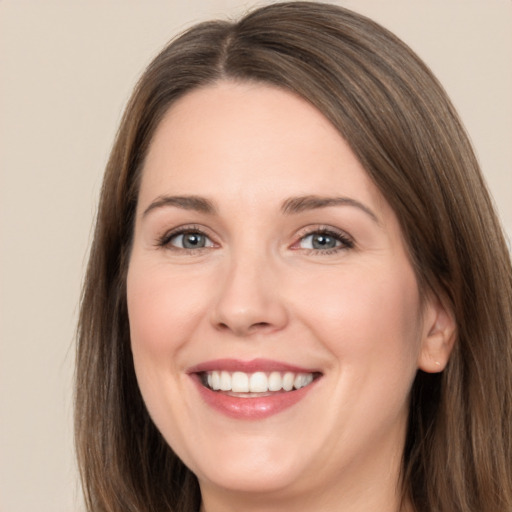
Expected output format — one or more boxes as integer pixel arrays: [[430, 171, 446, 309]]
[[156, 224, 219, 249], [154, 223, 354, 254], [290, 225, 355, 252]]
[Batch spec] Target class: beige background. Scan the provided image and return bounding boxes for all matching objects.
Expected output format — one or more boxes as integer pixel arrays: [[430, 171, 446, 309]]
[[0, 1, 510, 511]]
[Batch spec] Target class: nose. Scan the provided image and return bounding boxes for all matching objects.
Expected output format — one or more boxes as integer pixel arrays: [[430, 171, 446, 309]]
[[210, 253, 289, 337]]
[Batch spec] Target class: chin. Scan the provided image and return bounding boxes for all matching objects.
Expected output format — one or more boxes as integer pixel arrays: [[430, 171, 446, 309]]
[[185, 437, 309, 495], [197, 467, 306, 502]]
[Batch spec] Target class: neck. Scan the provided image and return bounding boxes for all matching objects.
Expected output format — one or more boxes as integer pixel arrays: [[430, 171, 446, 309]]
[[200, 488, 414, 512], [200, 487, 412, 512]]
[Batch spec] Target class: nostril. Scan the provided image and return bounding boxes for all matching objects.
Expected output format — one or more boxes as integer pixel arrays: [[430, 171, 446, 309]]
[[245, 322, 277, 336], [250, 322, 271, 330], [215, 320, 273, 336]]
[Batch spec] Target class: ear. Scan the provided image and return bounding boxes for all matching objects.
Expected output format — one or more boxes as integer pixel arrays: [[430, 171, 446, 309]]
[[417, 294, 457, 373]]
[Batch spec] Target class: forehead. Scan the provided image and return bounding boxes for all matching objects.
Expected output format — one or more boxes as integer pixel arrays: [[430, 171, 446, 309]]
[[139, 81, 387, 217]]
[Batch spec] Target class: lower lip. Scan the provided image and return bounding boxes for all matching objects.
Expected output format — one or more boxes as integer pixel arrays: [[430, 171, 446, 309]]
[[191, 375, 318, 420]]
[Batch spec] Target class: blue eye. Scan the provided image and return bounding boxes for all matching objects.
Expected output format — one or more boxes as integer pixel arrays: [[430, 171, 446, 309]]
[[167, 231, 214, 249], [297, 230, 353, 252], [300, 233, 339, 250]]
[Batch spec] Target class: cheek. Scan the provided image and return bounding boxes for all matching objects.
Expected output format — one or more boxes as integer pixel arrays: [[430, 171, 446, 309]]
[[293, 261, 423, 367], [297, 262, 423, 438], [125, 259, 210, 441], [126, 260, 210, 359]]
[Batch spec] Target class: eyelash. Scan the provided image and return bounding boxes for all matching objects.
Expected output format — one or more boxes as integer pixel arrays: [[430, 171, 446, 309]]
[[292, 226, 354, 255], [156, 224, 214, 254], [156, 225, 354, 255]]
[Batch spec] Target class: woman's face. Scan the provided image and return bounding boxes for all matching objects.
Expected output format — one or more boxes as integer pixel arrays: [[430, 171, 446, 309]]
[[127, 81, 443, 506]]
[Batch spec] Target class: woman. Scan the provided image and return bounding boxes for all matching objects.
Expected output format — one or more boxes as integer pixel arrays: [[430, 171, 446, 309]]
[[75, 2, 512, 511]]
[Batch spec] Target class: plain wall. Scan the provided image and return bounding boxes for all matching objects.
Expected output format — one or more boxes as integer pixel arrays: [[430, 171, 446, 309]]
[[0, 1, 510, 511]]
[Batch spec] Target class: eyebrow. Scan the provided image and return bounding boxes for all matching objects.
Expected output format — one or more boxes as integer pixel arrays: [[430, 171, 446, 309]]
[[142, 193, 379, 223], [142, 195, 216, 217], [281, 195, 379, 223]]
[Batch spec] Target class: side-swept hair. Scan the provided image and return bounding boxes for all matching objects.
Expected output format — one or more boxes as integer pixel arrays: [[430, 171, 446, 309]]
[[76, 3, 512, 511]]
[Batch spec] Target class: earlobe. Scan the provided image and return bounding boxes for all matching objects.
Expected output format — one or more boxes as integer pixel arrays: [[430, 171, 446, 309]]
[[417, 295, 457, 373]]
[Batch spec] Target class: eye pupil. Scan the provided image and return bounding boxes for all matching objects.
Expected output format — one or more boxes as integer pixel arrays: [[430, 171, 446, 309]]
[[183, 233, 205, 249], [312, 234, 337, 249]]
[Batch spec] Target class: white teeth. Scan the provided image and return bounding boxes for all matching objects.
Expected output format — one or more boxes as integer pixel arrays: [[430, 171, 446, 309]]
[[211, 371, 220, 390], [282, 372, 294, 391], [232, 372, 249, 392], [220, 371, 231, 391], [204, 370, 315, 393], [294, 373, 304, 389], [268, 371, 282, 392], [249, 372, 268, 392]]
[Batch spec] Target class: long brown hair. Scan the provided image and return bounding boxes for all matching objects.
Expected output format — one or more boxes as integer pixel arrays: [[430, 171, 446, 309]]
[[75, 3, 512, 511]]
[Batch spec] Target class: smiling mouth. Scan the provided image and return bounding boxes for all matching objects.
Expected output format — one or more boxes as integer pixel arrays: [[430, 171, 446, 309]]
[[199, 370, 320, 397]]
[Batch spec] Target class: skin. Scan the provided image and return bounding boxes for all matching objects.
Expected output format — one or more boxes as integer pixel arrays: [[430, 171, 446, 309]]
[[127, 81, 455, 512]]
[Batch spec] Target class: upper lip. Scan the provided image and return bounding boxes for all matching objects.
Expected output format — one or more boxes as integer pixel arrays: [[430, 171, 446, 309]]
[[187, 358, 320, 374]]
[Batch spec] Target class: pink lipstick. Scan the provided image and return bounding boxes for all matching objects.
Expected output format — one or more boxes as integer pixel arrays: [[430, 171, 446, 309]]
[[188, 358, 321, 420]]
